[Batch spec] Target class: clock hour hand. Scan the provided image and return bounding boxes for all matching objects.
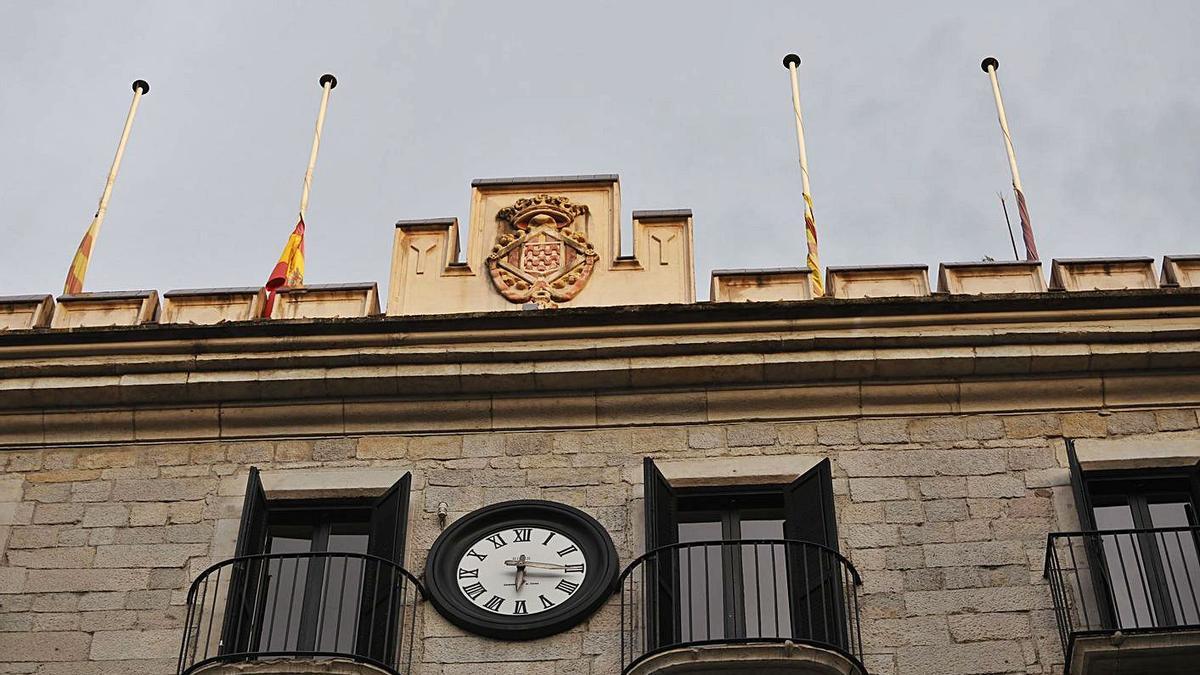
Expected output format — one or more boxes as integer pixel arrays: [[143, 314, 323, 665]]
[[504, 558, 568, 571], [515, 564, 526, 591]]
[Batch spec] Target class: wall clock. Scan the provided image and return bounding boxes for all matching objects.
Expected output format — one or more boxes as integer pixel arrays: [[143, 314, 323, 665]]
[[424, 500, 619, 639]]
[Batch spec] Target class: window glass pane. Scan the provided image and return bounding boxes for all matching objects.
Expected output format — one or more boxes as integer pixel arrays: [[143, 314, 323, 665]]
[[1094, 504, 1158, 628], [676, 521, 724, 642], [1148, 501, 1200, 625], [739, 520, 789, 639]]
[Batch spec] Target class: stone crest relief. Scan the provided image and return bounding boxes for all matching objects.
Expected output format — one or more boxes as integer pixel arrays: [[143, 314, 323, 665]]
[[487, 194, 598, 307]]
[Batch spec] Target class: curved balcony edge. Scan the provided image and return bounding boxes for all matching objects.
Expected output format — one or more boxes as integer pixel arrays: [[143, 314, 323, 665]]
[[178, 552, 426, 675], [616, 538, 866, 674]]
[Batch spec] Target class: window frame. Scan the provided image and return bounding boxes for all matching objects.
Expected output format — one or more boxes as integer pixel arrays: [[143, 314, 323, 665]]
[[1067, 440, 1200, 630]]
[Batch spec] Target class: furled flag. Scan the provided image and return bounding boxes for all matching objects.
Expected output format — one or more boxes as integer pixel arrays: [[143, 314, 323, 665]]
[[63, 217, 101, 295], [262, 217, 306, 317], [1013, 188, 1039, 261]]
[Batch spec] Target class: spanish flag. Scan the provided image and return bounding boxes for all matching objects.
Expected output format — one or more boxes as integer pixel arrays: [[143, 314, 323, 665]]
[[262, 217, 305, 317], [63, 216, 101, 295]]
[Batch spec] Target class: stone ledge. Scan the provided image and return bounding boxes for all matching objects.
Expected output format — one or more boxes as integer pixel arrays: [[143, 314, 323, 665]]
[[189, 656, 393, 675], [627, 641, 864, 675]]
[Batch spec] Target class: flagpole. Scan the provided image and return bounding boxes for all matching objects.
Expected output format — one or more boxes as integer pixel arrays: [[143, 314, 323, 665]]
[[982, 57, 1040, 261], [63, 79, 149, 294], [299, 74, 337, 220], [783, 54, 824, 296]]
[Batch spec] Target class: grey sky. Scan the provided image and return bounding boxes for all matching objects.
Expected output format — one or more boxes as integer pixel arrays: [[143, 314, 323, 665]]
[[2, 1, 1198, 300]]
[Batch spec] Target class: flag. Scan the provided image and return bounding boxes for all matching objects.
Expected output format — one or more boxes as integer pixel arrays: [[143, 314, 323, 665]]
[[262, 217, 305, 317], [1014, 188, 1039, 261], [803, 193, 824, 296], [63, 215, 101, 295]]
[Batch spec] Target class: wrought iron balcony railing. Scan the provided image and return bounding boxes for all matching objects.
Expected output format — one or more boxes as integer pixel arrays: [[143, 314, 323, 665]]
[[1045, 526, 1200, 668], [617, 539, 865, 673], [177, 552, 425, 675]]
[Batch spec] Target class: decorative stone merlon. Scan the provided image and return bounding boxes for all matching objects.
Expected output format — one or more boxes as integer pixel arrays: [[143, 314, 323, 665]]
[[937, 260, 1046, 294], [50, 290, 159, 329], [1162, 255, 1200, 288], [825, 265, 930, 299], [0, 294, 54, 330], [161, 287, 265, 324], [710, 268, 813, 302], [1050, 257, 1157, 291], [270, 283, 380, 319]]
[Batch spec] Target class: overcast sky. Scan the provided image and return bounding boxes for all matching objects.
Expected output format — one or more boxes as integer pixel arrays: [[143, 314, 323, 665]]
[[2, 1, 1198, 301]]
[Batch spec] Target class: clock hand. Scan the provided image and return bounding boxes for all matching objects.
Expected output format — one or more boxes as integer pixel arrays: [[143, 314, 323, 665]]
[[504, 559, 569, 571], [515, 565, 526, 591]]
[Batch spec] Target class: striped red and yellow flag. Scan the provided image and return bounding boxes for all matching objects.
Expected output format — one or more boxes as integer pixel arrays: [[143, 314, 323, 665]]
[[63, 215, 101, 295], [262, 217, 306, 317], [803, 193, 824, 296], [267, 217, 306, 290], [1014, 188, 1040, 261]]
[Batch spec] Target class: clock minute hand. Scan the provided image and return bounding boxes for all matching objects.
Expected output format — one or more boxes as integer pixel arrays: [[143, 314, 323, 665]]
[[504, 559, 568, 571]]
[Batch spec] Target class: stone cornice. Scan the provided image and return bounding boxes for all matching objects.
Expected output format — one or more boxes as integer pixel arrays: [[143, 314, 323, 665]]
[[0, 290, 1198, 442]]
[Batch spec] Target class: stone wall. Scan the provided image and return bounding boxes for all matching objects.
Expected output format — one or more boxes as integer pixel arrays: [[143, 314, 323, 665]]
[[2, 407, 1199, 675]]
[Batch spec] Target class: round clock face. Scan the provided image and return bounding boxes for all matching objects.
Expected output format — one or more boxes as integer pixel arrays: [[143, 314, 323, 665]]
[[425, 500, 618, 640], [456, 526, 587, 616]]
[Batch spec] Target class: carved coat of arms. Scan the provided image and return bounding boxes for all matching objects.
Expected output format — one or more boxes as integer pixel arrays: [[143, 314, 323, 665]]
[[487, 194, 598, 308]]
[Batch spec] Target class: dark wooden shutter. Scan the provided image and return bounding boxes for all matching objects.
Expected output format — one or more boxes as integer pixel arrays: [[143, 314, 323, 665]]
[[1066, 440, 1096, 530], [222, 467, 269, 654], [1066, 440, 1117, 627], [782, 459, 844, 649], [359, 473, 412, 664], [643, 458, 679, 651]]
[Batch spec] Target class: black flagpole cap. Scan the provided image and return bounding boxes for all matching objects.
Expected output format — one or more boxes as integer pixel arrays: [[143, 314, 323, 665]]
[[132, 80, 149, 95], [319, 73, 338, 89], [782, 54, 801, 69], [980, 57, 999, 73]]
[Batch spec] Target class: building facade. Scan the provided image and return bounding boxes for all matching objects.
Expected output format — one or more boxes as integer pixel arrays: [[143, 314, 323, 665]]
[[1, 175, 1199, 675]]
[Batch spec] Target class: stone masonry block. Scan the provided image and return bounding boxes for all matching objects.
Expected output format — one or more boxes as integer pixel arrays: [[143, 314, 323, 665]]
[[967, 474, 1026, 498], [858, 419, 909, 444], [851, 478, 910, 502], [817, 421, 857, 445], [89, 628, 180, 660], [725, 423, 776, 447], [687, 427, 723, 449], [1105, 411, 1157, 435], [908, 418, 966, 442], [0, 631, 91, 662]]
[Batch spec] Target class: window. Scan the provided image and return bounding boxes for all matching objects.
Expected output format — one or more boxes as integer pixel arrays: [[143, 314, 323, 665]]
[[221, 468, 411, 663], [643, 458, 843, 650], [1068, 446, 1200, 630]]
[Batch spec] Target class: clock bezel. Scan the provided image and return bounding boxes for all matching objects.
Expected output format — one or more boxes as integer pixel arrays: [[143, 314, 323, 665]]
[[424, 499, 619, 640]]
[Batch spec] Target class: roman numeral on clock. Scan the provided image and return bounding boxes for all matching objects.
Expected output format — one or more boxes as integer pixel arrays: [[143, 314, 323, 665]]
[[466, 549, 487, 562], [483, 596, 504, 611], [542, 532, 555, 546], [539, 594, 555, 609], [555, 579, 580, 595], [556, 545, 578, 557], [512, 528, 532, 542], [513, 600, 527, 615], [462, 582, 486, 600], [486, 533, 507, 549], [458, 568, 479, 579], [564, 563, 584, 573]]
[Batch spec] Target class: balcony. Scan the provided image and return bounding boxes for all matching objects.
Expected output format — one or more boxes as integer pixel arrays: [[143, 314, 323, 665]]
[[618, 539, 866, 674], [1045, 527, 1200, 674], [177, 552, 425, 675]]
